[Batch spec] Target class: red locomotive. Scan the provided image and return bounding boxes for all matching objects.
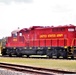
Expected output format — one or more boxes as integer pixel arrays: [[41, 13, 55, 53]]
[[1, 24, 76, 58]]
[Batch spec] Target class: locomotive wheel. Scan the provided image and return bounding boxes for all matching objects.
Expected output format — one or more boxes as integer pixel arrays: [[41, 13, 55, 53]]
[[16, 49, 22, 57], [56, 54, 60, 59], [16, 53, 22, 57], [63, 56, 67, 59], [2, 53, 5, 56], [71, 56, 74, 59], [1, 49, 6, 56], [9, 53, 12, 57], [48, 53, 52, 58], [63, 51, 67, 59], [2, 52, 6, 56], [26, 55, 30, 58], [47, 50, 52, 58], [49, 55, 52, 58]]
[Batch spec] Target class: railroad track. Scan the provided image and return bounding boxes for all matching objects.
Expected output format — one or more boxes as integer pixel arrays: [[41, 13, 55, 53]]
[[0, 62, 76, 75]]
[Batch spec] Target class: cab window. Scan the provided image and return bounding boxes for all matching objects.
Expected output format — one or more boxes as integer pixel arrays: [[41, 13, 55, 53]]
[[19, 33, 22, 36], [12, 33, 17, 37]]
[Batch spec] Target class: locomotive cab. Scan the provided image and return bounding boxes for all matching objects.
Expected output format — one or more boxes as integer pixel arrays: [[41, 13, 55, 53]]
[[1, 29, 25, 57]]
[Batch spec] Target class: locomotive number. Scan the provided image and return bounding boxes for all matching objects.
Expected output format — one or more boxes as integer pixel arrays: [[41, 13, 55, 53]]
[[13, 38, 17, 41]]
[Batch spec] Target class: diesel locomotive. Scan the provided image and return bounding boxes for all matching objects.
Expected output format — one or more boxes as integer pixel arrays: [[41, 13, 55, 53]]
[[1, 24, 76, 58]]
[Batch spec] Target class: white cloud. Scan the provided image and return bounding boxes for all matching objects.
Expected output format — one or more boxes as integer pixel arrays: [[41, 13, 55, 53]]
[[0, 0, 76, 38]]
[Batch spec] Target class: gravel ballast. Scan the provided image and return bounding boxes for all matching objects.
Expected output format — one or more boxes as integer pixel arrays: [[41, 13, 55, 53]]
[[0, 68, 32, 75]]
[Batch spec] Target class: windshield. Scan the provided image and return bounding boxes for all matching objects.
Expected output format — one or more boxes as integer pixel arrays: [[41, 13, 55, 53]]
[[12, 33, 17, 37]]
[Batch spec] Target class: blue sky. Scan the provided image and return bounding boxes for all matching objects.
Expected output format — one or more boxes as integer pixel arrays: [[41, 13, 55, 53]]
[[0, 0, 76, 38]]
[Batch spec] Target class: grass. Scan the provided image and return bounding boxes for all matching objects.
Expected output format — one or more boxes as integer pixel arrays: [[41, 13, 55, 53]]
[[0, 57, 76, 72]]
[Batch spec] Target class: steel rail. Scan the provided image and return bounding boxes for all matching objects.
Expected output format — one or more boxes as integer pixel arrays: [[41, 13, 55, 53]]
[[0, 62, 76, 75]]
